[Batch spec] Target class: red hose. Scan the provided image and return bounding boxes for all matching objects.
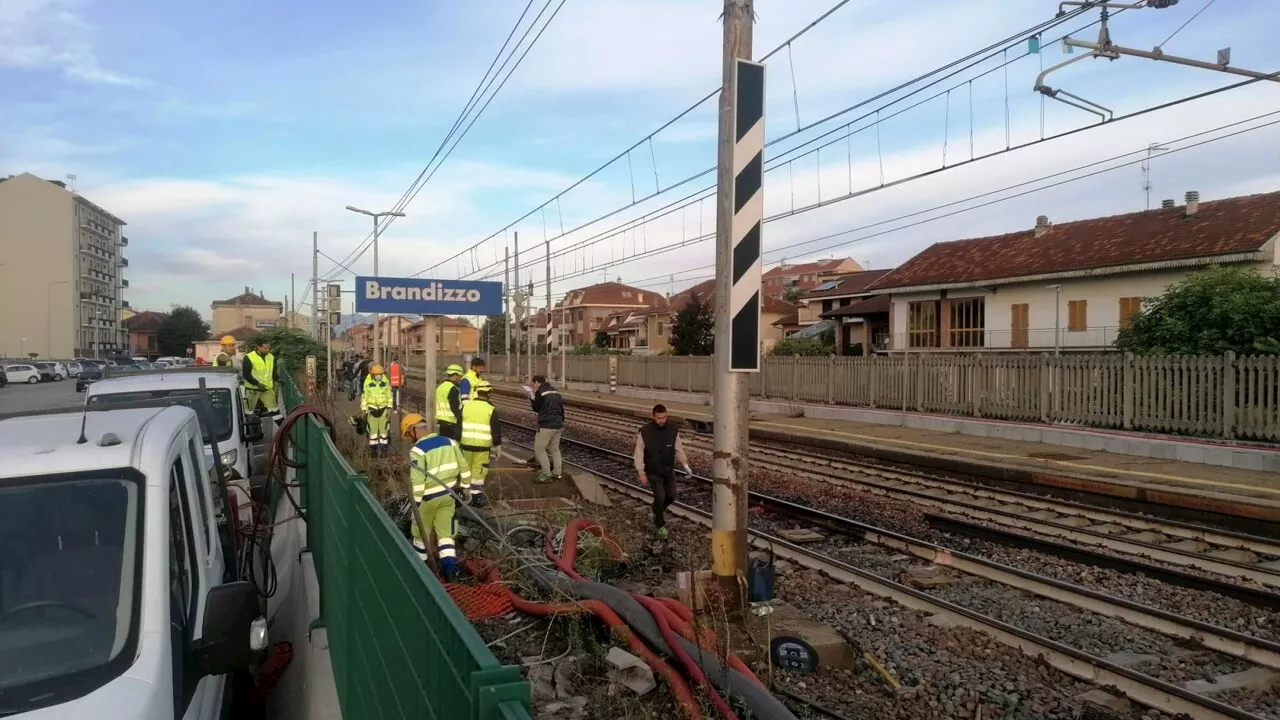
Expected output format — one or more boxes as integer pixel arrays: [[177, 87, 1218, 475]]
[[463, 558, 704, 720], [635, 595, 739, 720]]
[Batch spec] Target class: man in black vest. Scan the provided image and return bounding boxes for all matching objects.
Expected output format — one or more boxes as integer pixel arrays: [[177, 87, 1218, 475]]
[[632, 404, 692, 539]]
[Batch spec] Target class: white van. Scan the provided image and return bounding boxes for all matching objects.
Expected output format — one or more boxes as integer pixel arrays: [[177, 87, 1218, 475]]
[[84, 371, 266, 484], [0, 404, 267, 718]]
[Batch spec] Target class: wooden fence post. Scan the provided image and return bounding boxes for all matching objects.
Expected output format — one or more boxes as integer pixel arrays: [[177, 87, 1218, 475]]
[[791, 355, 800, 402], [914, 354, 925, 412], [869, 357, 879, 409], [827, 355, 836, 405], [1122, 352, 1135, 430], [972, 354, 983, 418], [1039, 353, 1051, 423], [1222, 351, 1236, 439]]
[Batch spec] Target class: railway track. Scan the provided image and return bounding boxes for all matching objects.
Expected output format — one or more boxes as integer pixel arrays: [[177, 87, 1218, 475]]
[[497, 421, 1280, 720], [491, 399, 1280, 604]]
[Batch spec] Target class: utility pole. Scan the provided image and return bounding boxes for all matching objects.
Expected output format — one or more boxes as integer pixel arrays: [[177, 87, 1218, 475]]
[[290, 273, 296, 329], [711, 0, 759, 607], [345, 206, 405, 364], [545, 239, 553, 380], [503, 247, 511, 378], [312, 232, 320, 341], [514, 232, 521, 381]]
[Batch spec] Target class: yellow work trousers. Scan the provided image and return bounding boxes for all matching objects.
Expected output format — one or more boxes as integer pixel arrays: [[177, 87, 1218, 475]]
[[462, 450, 490, 498], [365, 410, 391, 448], [412, 494, 458, 561], [245, 386, 278, 414]]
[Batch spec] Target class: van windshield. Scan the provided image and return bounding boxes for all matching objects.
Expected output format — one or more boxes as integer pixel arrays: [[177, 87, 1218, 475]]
[[89, 388, 234, 443], [0, 472, 142, 710]]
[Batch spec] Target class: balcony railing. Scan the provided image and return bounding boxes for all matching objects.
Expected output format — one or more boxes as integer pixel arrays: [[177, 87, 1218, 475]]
[[119, 257, 129, 267], [120, 236, 129, 246], [883, 326, 1123, 352], [121, 300, 130, 308], [120, 279, 129, 288]]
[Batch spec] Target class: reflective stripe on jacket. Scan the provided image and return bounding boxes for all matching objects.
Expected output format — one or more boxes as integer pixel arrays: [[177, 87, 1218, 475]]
[[410, 434, 472, 502], [244, 351, 275, 390], [361, 374, 393, 411], [435, 380, 459, 424], [389, 362, 403, 387], [460, 399, 495, 450], [459, 370, 481, 403]]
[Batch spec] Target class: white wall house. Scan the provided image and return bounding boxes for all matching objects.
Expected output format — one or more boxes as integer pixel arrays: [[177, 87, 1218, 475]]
[[869, 190, 1280, 352]]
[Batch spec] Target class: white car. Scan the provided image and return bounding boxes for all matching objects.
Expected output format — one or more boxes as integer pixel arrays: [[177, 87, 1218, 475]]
[[0, 404, 267, 719], [3, 364, 41, 384], [64, 361, 84, 376]]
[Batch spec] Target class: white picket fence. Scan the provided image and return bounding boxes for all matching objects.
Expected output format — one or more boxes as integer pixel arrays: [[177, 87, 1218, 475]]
[[399, 351, 1280, 442]]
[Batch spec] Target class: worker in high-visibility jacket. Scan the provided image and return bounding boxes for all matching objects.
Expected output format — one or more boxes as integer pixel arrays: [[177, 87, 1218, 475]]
[[401, 413, 471, 580], [213, 335, 238, 367], [458, 356, 487, 404], [241, 341, 280, 418], [388, 355, 404, 412], [361, 364, 394, 455], [459, 380, 502, 507], [435, 364, 464, 441]]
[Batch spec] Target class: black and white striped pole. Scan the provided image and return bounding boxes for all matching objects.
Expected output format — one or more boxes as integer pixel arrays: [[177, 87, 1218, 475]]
[[711, 0, 759, 605]]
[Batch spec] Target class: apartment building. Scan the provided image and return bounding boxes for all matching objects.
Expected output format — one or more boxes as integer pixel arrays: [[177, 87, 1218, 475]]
[[403, 317, 480, 355], [761, 257, 863, 299], [559, 281, 666, 346], [0, 173, 130, 359], [870, 190, 1280, 351], [211, 288, 285, 335], [630, 278, 798, 354]]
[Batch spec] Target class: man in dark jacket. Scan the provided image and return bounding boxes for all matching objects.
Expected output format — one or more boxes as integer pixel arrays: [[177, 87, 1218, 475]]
[[632, 404, 692, 538], [530, 374, 564, 483]]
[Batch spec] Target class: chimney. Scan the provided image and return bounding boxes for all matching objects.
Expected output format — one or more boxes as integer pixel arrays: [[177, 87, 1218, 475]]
[[1034, 215, 1050, 237], [1161, 199, 1176, 209], [1185, 190, 1200, 217]]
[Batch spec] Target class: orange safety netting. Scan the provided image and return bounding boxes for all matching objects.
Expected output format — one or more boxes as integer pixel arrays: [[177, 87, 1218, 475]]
[[447, 582, 515, 621]]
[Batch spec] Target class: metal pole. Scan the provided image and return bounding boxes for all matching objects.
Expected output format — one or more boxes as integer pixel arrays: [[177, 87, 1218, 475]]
[[423, 316, 438, 430], [514, 232, 521, 383], [545, 239, 552, 380], [1054, 285, 1062, 356], [372, 216, 381, 367], [503, 246, 511, 380], [561, 301, 567, 386], [290, 273, 295, 328], [312, 232, 320, 340], [325, 307, 333, 397], [711, 0, 753, 604]]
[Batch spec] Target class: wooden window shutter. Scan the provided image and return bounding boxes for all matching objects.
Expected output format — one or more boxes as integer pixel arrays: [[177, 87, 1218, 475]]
[[1119, 297, 1141, 329], [1011, 303, 1029, 348], [1067, 300, 1087, 331]]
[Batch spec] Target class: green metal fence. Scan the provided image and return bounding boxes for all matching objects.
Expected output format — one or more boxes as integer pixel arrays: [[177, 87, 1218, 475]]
[[281, 377, 532, 720]]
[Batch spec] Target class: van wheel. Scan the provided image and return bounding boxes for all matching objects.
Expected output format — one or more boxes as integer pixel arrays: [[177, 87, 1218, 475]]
[[28, 376, 39, 384]]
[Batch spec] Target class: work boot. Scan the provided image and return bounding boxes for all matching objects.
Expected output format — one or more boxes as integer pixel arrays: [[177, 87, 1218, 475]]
[[471, 493, 487, 509], [534, 472, 553, 484]]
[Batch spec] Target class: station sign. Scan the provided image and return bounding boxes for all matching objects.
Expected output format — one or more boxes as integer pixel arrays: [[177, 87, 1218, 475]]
[[355, 276, 504, 316]]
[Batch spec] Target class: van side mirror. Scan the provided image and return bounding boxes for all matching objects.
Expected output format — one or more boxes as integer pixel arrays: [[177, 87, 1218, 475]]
[[197, 581, 267, 676], [242, 414, 265, 443]]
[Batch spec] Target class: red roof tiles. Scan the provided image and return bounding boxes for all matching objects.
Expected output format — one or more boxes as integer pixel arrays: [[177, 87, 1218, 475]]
[[868, 191, 1280, 291]]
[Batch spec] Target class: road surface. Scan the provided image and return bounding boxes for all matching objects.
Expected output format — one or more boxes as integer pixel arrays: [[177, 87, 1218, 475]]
[[0, 378, 84, 414]]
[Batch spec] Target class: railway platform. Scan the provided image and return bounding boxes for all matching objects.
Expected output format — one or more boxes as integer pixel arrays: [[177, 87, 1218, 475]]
[[497, 383, 1280, 524]]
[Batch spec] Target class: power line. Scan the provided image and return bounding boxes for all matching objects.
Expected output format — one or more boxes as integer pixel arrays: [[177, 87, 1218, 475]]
[[425, 3, 1113, 282], [473, 65, 1271, 292], [404, 0, 883, 280], [320, 0, 565, 278]]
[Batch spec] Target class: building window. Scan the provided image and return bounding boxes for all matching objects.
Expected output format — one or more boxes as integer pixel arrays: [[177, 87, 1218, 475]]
[[657, 321, 665, 336], [1067, 300, 1088, 331], [907, 301, 940, 348], [1011, 303, 1029, 348], [1119, 297, 1142, 329], [949, 297, 985, 347]]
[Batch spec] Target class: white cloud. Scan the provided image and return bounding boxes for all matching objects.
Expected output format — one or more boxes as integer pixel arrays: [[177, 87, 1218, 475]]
[[0, 0, 143, 85]]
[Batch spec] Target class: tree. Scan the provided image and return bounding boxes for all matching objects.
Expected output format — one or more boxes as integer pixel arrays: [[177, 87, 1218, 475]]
[[157, 306, 209, 357], [782, 286, 805, 303], [245, 326, 329, 378], [1115, 266, 1280, 356], [670, 296, 715, 356], [593, 331, 610, 349], [481, 316, 507, 354]]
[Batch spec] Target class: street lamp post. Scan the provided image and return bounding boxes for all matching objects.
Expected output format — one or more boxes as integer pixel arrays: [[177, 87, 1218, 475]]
[[345, 205, 406, 366], [47, 280, 69, 359]]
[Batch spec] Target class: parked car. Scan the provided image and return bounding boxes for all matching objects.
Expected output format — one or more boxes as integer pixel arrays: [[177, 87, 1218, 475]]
[[2, 364, 41, 384], [64, 361, 84, 376], [0, 366, 7, 388], [30, 363, 57, 382], [76, 365, 104, 392]]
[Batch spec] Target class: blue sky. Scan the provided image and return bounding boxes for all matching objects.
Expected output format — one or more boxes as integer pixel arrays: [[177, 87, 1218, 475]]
[[2, 0, 1278, 318]]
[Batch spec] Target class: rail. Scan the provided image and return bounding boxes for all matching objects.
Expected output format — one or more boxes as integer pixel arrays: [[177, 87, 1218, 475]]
[[280, 374, 532, 720]]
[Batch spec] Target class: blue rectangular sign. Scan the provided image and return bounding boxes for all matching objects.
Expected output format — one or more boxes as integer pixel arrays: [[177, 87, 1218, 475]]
[[354, 276, 504, 316]]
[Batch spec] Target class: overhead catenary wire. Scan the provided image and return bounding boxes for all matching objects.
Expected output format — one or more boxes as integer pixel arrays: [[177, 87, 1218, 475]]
[[428, 4, 1118, 284], [502, 107, 1280, 296], [319, 0, 565, 279], [467, 72, 1277, 293]]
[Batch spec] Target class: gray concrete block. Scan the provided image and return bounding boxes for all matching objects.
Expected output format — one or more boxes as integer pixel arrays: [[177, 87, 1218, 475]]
[[1261, 452, 1280, 475], [1175, 444, 1205, 465], [1200, 446, 1232, 469]]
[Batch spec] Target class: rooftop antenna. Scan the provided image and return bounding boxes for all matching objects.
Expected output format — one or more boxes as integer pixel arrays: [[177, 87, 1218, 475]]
[[75, 404, 90, 444], [66, 174, 78, 192], [1141, 143, 1169, 209]]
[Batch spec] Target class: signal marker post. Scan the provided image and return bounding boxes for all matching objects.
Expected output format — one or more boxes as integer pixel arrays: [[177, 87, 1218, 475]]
[[712, 0, 760, 609], [355, 276, 504, 432]]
